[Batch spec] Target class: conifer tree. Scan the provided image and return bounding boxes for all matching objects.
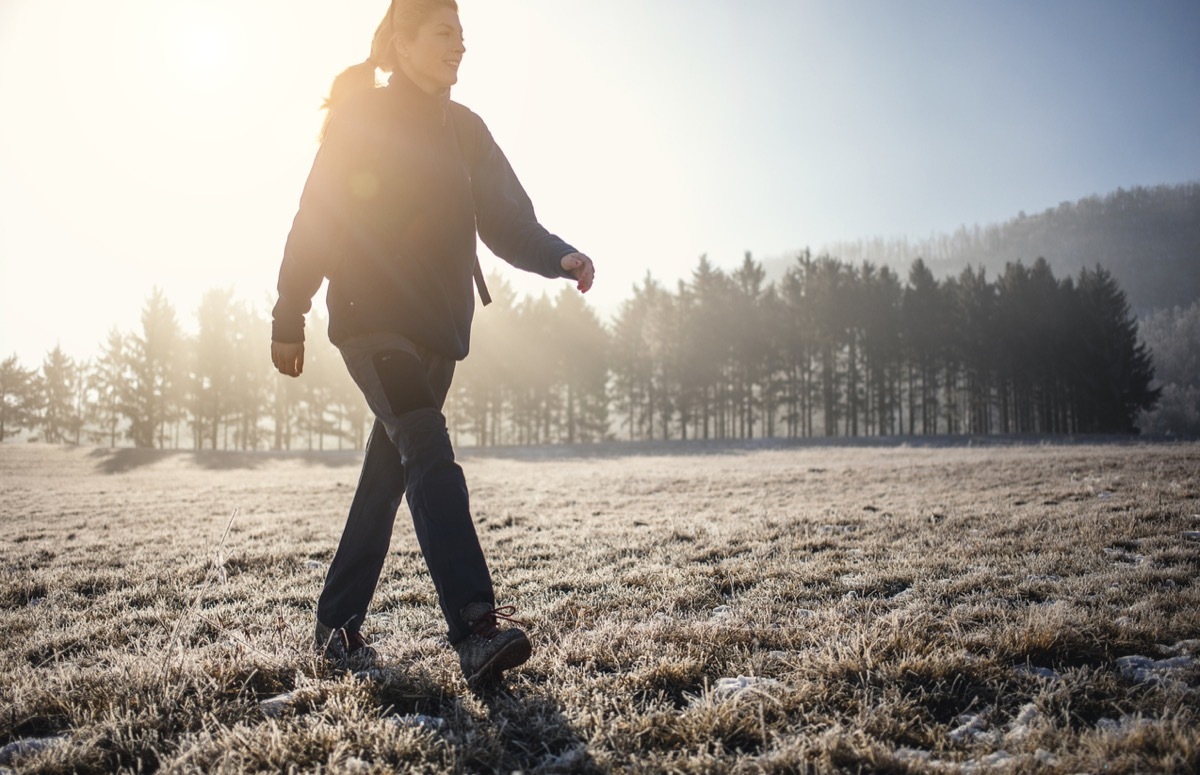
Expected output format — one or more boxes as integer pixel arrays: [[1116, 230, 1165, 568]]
[[551, 287, 609, 443], [87, 329, 128, 447], [1074, 266, 1160, 432], [609, 273, 662, 441], [0, 355, 39, 441], [122, 288, 182, 448], [40, 345, 82, 444], [192, 288, 237, 449]]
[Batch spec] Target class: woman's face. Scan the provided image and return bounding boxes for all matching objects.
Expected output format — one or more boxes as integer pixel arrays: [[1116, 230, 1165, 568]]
[[397, 7, 466, 95]]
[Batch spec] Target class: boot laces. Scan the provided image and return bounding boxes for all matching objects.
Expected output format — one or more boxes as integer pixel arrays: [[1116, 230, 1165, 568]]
[[471, 605, 528, 639], [341, 629, 369, 653]]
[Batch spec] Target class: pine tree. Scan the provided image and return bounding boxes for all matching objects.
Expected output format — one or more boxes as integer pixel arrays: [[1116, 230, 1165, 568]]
[[40, 345, 82, 444], [1074, 266, 1160, 433], [674, 260, 716, 439], [0, 355, 39, 441], [731, 252, 769, 439], [122, 288, 183, 448], [859, 263, 904, 436], [903, 259, 945, 435], [229, 300, 272, 450], [779, 251, 817, 438], [192, 288, 237, 449], [298, 310, 342, 450], [550, 287, 610, 443], [448, 272, 519, 446], [87, 329, 128, 447], [609, 273, 661, 441]]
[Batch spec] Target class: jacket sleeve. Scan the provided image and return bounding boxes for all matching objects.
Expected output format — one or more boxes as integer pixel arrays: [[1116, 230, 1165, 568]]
[[462, 112, 577, 279], [271, 113, 360, 344]]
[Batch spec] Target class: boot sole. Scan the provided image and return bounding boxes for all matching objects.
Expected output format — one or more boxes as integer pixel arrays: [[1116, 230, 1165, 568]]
[[467, 634, 532, 687]]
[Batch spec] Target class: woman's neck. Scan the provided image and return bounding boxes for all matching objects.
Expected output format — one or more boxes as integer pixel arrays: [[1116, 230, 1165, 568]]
[[394, 61, 449, 98]]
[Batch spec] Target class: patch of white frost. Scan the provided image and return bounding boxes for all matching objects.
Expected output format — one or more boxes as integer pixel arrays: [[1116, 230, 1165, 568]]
[[1003, 703, 1044, 743], [1097, 716, 1154, 733], [1014, 664, 1061, 682], [391, 714, 446, 732], [689, 675, 784, 706], [948, 713, 996, 744], [895, 747, 1022, 773], [539, 745, 589, 770], [1116, 654, 1196, 685], [259, 692, 300, 718], [1103, 547, 1145, 564], [0, 736, 66, 766]]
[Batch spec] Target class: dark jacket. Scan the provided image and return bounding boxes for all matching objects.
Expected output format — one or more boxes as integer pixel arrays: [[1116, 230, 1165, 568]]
[[272, 71, 577, 360]]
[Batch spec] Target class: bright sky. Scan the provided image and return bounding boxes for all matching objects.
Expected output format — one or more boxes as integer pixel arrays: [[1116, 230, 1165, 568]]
[[1, 0, 1198, 366]]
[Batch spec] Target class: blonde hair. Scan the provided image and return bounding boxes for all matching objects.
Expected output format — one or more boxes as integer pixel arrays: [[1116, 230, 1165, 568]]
[[321, 0, 459, 138]]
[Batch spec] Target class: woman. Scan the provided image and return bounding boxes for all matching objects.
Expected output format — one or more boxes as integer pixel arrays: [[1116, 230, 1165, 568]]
[[270, 0, 595, 688]]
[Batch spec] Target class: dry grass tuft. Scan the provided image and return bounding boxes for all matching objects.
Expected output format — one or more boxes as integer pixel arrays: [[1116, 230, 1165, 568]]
[[1, 441, 1198, 773]]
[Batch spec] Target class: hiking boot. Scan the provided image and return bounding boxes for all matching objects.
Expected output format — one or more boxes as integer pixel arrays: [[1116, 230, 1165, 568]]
[[454, 603, 531, 687], [315, 620, 377, 671]]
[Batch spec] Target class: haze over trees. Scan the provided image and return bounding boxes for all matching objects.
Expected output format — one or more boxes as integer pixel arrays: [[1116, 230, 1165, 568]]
[[0, 257, 1164, 448], [5, 182, 1195, 447]]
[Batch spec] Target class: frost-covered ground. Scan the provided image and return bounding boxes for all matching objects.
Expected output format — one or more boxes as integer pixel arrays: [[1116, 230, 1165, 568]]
[[1, 441, 1198, 773]]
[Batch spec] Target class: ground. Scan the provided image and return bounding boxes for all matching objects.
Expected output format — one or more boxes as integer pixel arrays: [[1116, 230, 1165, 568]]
[[1, 440, 1198, 773]]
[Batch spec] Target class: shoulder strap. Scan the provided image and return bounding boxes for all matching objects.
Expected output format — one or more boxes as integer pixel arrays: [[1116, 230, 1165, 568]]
[[449, 106, 491, 306]]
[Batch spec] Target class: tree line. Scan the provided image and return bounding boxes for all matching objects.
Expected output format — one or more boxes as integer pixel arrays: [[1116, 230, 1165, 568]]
[[0, 253, 1162, 450]]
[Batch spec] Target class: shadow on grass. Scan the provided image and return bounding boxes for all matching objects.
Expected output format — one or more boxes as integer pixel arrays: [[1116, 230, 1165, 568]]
[[372, 669, 598, 772], [86, 432, 1182, 473], [89, 447, 364, 474], [457, 432, 1179, 462], [469, 683, 600, 773]]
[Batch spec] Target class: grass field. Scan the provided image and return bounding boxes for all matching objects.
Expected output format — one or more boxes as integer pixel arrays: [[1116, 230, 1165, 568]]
[[1, 440, 1198, 774]]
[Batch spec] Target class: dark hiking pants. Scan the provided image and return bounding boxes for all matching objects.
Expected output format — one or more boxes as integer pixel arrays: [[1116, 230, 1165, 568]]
[[315, 332, 494, 645]]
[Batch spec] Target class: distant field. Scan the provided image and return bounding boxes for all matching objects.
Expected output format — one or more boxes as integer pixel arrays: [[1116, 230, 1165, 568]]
[[1, 441, 1198, 773]]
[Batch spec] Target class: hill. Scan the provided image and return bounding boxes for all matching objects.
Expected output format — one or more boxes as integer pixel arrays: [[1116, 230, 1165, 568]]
[[791, 183, 1200, 314]]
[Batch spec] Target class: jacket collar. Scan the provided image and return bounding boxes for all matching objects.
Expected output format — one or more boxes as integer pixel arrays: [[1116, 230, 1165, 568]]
[[387, 69, 452, 115]]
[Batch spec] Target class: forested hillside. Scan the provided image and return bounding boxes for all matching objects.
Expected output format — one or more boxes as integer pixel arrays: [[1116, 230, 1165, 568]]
[[812, 183, 1200, 313]]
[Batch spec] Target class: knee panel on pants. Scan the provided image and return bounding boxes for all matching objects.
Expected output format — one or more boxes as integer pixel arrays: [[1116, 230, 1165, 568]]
[[372, 350, 438, 416], [391, 407, 456, 470]]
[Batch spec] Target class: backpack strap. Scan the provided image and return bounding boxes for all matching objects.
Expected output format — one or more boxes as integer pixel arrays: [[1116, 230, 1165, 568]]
[[448, 105, 492, 307]]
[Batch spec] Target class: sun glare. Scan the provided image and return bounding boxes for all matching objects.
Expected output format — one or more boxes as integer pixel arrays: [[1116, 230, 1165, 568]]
[[164, 8, 243, 89], [182, 27, 229, 80]]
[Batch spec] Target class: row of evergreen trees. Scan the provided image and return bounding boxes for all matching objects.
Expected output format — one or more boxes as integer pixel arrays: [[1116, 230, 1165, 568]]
[[0, 253, 1160, 449], [605, 253, 1158, 441]]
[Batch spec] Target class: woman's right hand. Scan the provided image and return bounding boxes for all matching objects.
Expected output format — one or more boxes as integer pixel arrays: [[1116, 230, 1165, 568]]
[[272, 341, 305, 377], [561, 252, 595, 293]]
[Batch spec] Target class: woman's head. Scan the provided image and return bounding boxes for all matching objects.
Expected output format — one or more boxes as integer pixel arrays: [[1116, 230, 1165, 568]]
[[390, 3, 464, 95], [322, 0, 461, 135], [371, 0, 461, 85]]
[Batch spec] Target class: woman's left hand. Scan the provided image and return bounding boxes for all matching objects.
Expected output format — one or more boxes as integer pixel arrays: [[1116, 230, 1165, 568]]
[[561, 252, 595, 293]]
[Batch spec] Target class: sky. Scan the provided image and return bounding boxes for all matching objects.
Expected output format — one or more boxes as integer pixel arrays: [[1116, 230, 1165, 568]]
[[1, 0, 1198, 366]]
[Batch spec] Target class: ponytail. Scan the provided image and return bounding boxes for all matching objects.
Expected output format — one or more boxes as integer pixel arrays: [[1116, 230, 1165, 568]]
[[320, 0, 458, 140], [320, 59, 377, 141]]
